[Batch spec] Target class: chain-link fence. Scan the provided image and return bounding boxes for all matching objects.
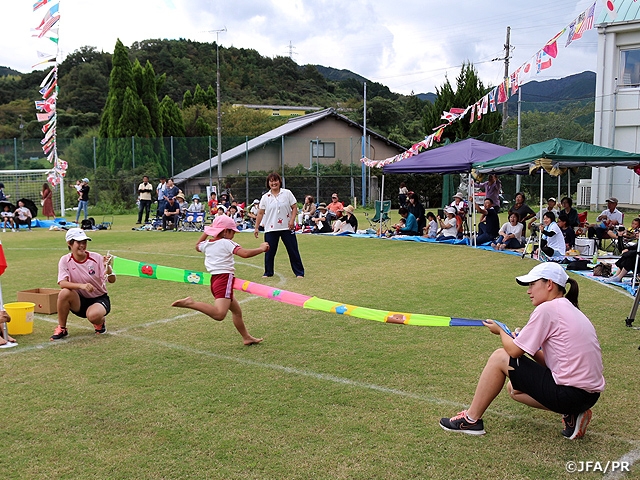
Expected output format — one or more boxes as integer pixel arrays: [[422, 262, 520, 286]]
[[0, 136, 602, 214]]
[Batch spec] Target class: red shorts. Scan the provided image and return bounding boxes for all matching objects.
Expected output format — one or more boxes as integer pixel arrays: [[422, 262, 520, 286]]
[[210, 273, 234, 300]]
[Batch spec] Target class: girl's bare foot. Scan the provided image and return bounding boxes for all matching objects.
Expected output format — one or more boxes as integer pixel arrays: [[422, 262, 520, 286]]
[[244, 336, 263, 346], [171, 297, 194, 308]]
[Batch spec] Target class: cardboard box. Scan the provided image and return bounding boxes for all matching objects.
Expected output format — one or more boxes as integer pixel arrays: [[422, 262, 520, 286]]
[[16, 288, 60, 314]]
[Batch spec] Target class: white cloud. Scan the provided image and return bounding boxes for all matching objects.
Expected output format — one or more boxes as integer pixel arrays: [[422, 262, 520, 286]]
[[0, 0, 600, 94]]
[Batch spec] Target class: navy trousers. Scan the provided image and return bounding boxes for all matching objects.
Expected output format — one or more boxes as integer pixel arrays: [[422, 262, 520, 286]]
[[263, 229, 304, 277]]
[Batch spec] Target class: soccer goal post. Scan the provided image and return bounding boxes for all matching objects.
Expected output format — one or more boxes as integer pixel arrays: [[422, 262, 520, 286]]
[[0, 170, 66, 218]]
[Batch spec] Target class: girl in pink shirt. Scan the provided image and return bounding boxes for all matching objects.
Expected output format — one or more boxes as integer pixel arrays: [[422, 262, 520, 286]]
[[440, 262, 604, 439]]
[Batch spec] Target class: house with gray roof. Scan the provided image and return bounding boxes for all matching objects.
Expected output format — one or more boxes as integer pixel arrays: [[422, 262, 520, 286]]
[[173, 108, 405, 197]]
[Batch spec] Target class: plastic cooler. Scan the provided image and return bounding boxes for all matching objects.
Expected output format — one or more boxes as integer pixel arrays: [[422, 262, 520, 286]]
[[4, 302, 35, 335]]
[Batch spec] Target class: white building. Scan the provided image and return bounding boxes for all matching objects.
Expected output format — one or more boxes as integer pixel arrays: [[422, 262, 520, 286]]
[[593, 1, 640, 209]]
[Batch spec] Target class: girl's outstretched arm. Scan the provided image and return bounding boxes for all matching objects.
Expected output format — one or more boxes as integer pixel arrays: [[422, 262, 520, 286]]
[[235, 242, 269, 258]]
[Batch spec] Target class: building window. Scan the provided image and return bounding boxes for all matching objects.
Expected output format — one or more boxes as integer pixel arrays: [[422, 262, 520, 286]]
[[311, 142, 335, 158], [620, 49, 640, 87]]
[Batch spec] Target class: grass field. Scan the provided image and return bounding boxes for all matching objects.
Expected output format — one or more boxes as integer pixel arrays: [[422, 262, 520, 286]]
[[0, 213, 638, 479]]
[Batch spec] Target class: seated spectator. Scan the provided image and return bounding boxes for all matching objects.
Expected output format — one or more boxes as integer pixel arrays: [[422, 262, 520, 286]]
[[208, 192, 218, 214], [450, 193, 467, 214], [395, 206, 419, 235], [227, 204, 243, 226], [1, 204, 15, 232], [175, 193, 188, 214], [560, 196, 579, 228], [423, 212, 438, 238], [215, 205, 227, 217], [528, 197, 559, 233], [492, 212, 524, 250], [587, 197, 623, 241], [407, 192, 426, 234], [473, 197, 500, 245], [508, 192, 535, 232], [187, 194, 204, 213], [605, 241, 640, 283], [311, 203, 333, 233], [14, 200, 32, 231], [436, 207, 458, 241], [557, 213, 576, 251], [539, 211, 566, 258], [615, 217, 640, 252], [301, 195, 316, 226], [162, 196, 181, 231], [218, 193, 230, 209], [247, 199, 260, 227], [333, 204, 358, 233], [327, 193, 344, 218]]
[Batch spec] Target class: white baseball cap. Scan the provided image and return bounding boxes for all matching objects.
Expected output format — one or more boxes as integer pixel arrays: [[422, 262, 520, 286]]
[[516, 262, 568, 288], [65, 228, 92, 242]]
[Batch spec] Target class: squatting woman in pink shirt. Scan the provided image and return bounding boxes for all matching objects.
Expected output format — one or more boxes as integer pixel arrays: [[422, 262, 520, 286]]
[[439, 262, 604, 439]]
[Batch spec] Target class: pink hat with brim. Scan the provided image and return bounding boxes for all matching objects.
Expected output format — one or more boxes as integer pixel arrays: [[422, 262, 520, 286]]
[[204, 215, 239, 237]]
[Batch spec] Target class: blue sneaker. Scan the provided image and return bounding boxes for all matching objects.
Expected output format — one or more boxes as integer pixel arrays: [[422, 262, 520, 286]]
[[439, 410, 486, 435]]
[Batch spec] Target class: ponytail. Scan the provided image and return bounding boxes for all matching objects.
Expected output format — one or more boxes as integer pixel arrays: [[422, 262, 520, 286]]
[[561, 278, 580, 309]]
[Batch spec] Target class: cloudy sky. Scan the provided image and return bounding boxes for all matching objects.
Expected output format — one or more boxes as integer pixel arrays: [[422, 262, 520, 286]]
[[1, 0, 599, 95]]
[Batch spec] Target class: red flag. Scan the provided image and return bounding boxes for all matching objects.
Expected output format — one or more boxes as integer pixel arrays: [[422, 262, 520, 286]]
[[0, 241, 7, 276]]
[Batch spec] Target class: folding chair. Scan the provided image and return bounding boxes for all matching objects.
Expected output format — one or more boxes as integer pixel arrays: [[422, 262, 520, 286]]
[[364, 200, 391, 233], [179, 212, 206, 231]]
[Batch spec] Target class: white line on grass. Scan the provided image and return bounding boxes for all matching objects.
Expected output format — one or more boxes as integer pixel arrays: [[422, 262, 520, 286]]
[[3, 258, 635, 452], [5, 314, 637, 448], [603, 446, 640, 480]]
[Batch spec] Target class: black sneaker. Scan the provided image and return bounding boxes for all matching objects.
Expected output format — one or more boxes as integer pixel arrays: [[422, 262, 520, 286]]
[[439, 410, 486, 435], [562, 409, 592, 439], [50, 326, 68, 341], [94, 322, 106, 335]]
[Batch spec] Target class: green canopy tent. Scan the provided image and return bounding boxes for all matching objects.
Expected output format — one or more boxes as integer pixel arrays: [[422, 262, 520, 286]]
[[473, 138, 640, 174], [472, 138, 640, 252]]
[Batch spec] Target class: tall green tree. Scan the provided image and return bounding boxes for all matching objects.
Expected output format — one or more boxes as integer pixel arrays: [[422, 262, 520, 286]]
[[100, 39, 134, 140], [422, 62, 502, 143], [182, 89, 193, 108], [193, 84, 208, 107]]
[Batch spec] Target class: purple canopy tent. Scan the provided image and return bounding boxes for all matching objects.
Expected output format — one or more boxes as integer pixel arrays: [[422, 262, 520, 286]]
[[382, 138, 514, 246], [382, 138, 514, 174]]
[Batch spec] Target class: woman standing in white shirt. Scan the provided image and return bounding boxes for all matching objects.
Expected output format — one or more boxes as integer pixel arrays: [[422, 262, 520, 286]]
[[254, 172, 305, 278]]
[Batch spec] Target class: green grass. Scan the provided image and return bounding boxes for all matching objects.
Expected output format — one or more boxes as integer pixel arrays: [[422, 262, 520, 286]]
[[0, 213, 638, 479]]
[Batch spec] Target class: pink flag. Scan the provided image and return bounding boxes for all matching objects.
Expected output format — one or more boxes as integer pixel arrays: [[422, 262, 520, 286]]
[[37, 111, 55, 122]]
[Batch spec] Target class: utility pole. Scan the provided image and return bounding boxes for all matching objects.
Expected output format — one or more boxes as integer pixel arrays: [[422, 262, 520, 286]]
[[215, 29, 226, 192], [501, 26, 511, 131], [205, 28, 226, 191]]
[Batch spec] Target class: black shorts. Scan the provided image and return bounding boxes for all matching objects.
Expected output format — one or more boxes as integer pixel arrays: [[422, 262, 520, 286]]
[[72, 293, 111, 319], [508, 355, 600, 415]]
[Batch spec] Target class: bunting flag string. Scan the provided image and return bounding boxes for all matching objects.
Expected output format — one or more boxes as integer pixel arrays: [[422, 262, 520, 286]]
[[31, 1, 66, 187], [360, 0, 604, 169]]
